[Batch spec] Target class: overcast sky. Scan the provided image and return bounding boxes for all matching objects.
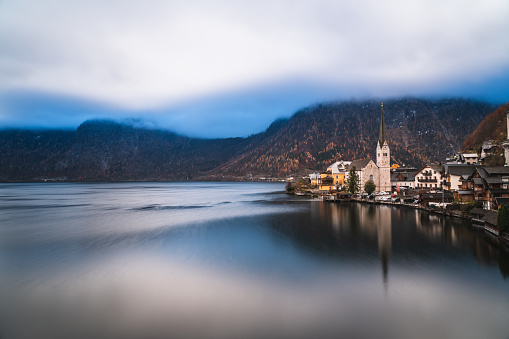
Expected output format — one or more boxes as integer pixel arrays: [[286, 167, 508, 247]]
[[0, 0, 508, 137]]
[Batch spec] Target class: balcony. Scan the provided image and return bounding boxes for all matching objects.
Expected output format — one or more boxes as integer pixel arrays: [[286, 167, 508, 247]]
[[418, 178, 438, 183]]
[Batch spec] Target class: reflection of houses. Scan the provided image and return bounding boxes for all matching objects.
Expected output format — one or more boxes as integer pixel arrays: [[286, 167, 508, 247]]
[[414, 164, 444, 190]]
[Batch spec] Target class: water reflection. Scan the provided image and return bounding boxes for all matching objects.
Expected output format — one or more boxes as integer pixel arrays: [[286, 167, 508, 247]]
[[301, 201, 509, 282], [1, 183, 509, 339]]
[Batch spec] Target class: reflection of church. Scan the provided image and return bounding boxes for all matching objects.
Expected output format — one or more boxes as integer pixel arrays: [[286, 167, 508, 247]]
[[322, 202, 392, 289]]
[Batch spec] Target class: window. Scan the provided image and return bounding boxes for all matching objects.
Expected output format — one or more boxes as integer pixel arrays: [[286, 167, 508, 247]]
[[370, 175, 373, 181], [378, 153, 380, 157], [383, 153, 387, 156]]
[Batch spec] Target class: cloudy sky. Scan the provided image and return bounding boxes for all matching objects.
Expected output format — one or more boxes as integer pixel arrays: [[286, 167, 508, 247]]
[[0, 0, 508, 137]]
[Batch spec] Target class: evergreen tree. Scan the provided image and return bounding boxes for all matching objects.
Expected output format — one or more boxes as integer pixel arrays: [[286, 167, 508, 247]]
[[346, 166, 360, 194], [364, 179, 376, 195], [497, 204, 509, 232]]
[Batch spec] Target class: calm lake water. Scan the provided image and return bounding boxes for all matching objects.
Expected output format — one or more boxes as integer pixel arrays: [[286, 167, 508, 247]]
[[0, 182, 508, 339]]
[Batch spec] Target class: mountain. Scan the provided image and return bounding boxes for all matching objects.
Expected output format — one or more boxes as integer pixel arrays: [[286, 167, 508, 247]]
[[208, 98, 495, 177], [461, 103, 509, 152], [0, 98, 495, 182]]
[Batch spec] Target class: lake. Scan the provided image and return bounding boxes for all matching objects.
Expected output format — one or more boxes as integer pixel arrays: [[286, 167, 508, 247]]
[[0, 182, 508, 338]]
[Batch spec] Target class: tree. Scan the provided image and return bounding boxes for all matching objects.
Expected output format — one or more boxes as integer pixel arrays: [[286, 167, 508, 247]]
[[497, 204, 509, 232], [346, 166, 360, 194], [364, 179, 376, 195]]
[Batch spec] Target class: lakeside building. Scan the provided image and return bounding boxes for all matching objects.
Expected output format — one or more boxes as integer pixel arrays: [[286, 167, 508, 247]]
[[414, 164, 444, 190], [325, 103, 391, 193]]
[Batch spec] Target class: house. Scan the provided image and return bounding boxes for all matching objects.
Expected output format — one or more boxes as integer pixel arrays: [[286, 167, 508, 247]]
[[414, 164, 444, 190], [483, 210, 499, 235], [470, 207, 488, 224], [327, 161, 351, 188], [481, 141, 500, 160], [444, 164, 478, 192], [309, 173, 320, 186], [462, 153, 479, 164], [317, 172, 335, 191], [472, 166, 509, 210], [420, 191, 454, 205], [446, 152, 479, 164], [390, 170, 416, 192]]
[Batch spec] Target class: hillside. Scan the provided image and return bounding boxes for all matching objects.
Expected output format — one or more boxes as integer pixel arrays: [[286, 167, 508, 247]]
[[461, 103, 509, 152], [209, 98, 494, 177], [0, 98, 495, 181]]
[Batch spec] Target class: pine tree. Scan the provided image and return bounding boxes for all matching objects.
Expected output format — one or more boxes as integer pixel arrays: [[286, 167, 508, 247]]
[[347, 166, 360, 194], [497, 204, 509, 232]]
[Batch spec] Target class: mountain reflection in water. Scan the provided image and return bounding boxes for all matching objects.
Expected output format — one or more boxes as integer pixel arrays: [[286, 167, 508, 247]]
[[0, 182, 508, 339]]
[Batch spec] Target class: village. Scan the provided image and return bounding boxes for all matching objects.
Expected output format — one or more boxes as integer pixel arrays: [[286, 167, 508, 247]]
[[286, 104, 509, 242]]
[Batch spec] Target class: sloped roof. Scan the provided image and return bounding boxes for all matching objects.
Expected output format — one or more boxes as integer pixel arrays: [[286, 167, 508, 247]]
[[483, 210, 498, 226], [416, 164, 444, 175], [447, 165, 477, 176], [348, 158, 373, 170], [484, 167, 509, 175], [470, 208, 488, 216]]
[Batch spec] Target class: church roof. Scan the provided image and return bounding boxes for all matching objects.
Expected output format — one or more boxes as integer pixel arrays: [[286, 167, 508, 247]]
[[348, 158, 374, 170], [378, 103, 387, 147]]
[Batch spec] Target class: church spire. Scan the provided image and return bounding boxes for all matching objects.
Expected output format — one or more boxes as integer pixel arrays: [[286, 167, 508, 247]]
[[378, 102, 386, 147]]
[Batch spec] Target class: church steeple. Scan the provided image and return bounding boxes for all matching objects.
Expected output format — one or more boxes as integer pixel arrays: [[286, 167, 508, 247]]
[[378, 102, 386, 147]]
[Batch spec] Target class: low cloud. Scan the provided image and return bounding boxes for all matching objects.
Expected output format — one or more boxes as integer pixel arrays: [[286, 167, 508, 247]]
[[0, 0, 508, 136]]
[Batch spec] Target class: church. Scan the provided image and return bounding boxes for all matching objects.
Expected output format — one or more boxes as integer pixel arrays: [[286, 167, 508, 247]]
[[328, 103, 391, 193]]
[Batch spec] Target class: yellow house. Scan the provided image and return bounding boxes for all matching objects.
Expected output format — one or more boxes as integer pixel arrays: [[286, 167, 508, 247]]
[[318, 172, 335, 191]]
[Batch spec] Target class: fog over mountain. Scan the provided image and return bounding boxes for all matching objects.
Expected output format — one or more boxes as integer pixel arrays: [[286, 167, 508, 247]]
[[0, 98, 496, 182]]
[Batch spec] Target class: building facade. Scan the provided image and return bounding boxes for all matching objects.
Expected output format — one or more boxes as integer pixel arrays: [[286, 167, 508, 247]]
[[376, 103, 391, 192]]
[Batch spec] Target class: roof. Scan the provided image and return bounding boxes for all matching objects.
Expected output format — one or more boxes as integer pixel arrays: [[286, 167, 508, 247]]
[[472, 177, 485, 186], [488, 188, 509, 195], [462, 153, 478, 158], [446, 165, 477, 177], [483, 211, 498, 226], [391, 171, 416, 182], [457, 190, 474, 195], [415, 163, 444, 176], [348, 158, 373, 170], [496, 197, 509, 206], [470, 208, 488, 216], [484, 167, 509, 175]]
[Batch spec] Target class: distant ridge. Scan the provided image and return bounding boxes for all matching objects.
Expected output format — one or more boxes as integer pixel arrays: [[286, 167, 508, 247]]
[[0, 98, 495, 181]]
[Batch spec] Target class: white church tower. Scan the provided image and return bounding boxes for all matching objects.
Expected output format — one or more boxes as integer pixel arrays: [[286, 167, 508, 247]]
[[376, 103, 391, 192]]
